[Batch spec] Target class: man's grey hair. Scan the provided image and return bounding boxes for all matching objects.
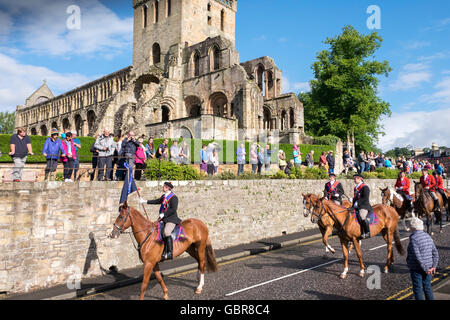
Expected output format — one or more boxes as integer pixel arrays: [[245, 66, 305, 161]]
[[409, 217, 424, 231]]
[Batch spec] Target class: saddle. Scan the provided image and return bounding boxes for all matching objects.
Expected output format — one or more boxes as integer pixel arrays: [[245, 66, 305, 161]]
[[157, 221, 186, 243], [353, 210, 379, 226]]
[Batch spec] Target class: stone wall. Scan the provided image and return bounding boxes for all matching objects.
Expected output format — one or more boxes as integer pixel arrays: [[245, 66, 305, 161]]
[[0, 178, 435, 294]]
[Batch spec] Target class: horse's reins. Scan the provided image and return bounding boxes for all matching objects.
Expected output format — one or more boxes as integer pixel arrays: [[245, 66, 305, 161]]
[[114, 207, 157, 261], [314, 201, 353, 231]]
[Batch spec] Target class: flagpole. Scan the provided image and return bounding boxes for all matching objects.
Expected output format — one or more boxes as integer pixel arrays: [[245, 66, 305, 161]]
[[136, 188, 150, 221]]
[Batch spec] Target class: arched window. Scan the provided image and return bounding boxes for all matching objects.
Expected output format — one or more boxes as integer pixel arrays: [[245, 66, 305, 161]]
[[209, 45, 220, 71], [220, 10, 225, 31], [31, 128, 37, 136], [289, 108, 295, 128], [167, 0, 171, 17], [192, 51, 200, 77], [142, 5, 148, 28], [263, 107, 272, 130], [40, 125, 48, 136], [62, 118, 71, 132], [74, 114, 83, 136], [162, 106, 170, 123], [153, 1, 159, 23], [152, 43, 161, 64], [256, 64, 265, 94], [87, 110, 96, 135], [209, 92, 228, 117], [281, 110, 287, 131]]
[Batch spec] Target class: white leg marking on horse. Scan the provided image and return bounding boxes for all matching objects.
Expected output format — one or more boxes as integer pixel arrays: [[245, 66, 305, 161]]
[[196, 273, 205, 293]]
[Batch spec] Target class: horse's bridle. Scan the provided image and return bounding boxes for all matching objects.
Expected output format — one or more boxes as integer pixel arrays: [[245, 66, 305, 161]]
[[113, 207, 131, 234], [312, 200, 352, 230]]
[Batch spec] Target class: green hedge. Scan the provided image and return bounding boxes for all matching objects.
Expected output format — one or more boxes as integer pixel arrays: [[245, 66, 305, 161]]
[[0, 134, 96, 163]]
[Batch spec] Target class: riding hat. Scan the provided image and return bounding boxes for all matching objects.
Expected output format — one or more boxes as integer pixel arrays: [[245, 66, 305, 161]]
[[353, 173, 364, 179], [164, 182, 174, 189], [329, 172, 337, 177]]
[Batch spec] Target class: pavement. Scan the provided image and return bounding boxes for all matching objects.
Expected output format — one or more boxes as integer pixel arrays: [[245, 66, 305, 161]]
[[4, 228, 325, 300]]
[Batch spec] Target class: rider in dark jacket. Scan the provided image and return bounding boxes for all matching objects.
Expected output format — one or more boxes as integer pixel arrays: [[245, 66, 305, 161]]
[[353, 173, 373, 239]]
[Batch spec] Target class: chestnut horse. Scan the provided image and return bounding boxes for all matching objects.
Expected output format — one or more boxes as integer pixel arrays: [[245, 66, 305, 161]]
[[109, 201, 218, 300], [311, 199, 404, 279], [380, 187, 416, 231], [413, 182, 446, 235], [302, 193, 353, 254]]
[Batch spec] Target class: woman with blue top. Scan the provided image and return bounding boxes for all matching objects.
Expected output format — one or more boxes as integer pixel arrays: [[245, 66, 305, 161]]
[[292, 144, 303, 168]]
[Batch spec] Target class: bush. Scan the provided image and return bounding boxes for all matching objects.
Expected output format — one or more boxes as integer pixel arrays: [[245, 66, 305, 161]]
[[375, 167, 400, 179], [216, 170, 237, 180], [303, 167, 330, 180], [313, 135, 341, 146], [271, 170, 288, 179], [362, 172, 379, 179], [237, 171, 264, 180], [144, 159, 201, 181]]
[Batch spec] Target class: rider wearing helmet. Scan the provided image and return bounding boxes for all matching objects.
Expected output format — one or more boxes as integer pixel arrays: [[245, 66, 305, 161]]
[[433, 171, 448, 209], [324, 173, 345, 205], [140, 182, 181, 261], [353, 173, 372, 239]]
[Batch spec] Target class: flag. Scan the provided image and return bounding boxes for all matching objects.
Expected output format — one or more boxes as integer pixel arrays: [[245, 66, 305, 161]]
[[119, 162, 138, 205]]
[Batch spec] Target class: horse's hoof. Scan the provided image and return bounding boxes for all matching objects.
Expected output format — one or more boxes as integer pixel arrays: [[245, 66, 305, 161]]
[[405, 228, 410, 232], [195, 288, 203, 295], [384, 268, 389, 274], [359, 272, 365, 278], [340, 273, 347, 279], [163, 294, 169, 300]]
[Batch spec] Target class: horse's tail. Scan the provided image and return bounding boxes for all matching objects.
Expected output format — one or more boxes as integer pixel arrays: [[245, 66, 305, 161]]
[[393, 227, 405, 256], [205, 237, 219, 273]]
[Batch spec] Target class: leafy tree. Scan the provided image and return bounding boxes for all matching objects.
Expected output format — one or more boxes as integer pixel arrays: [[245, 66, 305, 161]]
[[384, 147, 413, 159], [0, 111, 15, 134], [299, 25, 392, 152]]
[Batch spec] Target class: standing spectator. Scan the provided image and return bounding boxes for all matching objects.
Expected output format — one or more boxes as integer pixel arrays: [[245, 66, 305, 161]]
[[145, 138, 156, 160], [357, 151, 366, 174], [206, 142, 219, 176], [236, 143, 246, 176], [435, 160, 443, 176], [264, 144, 272, 171], [326, 150, 335, 174], [170, 140, 180, 164], [71, 130, 81, 181], [60, 132, 77, 182], [200, 145, 208, 174], [9, 128, 33, 182], [250, 144, 258, 174], [306, 150, 314, 168], [115, 135, 126, 181], [179, 140, 190, 165], [278, 149, 287, 172], [292, 144, 302, 168], [368, 152, 376, 172], [212, 148, 219, 175], [257, 145, 264, 174], [319, 151, 328, 170], [94, 129, 116, 181], [134, 138, 147, 181], [384, 157, 392, 169], [376, 154, 385, 168], [42, 129, 65, 181], [157, 138, 169, 161], [89, 135, 99, 181], [121, 131, 140, 170], [407, 217, 439, 300], [343, 150, 352, 174]]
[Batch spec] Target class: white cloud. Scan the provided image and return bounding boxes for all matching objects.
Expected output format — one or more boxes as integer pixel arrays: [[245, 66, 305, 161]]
[[403, 41, 430, 50], [377, 109, 450, 151], [389, 63, 432, 91], [0, 0, 133, 58], [420, 77, 450, 105], [0, 53, 93, 112], [282, 76, 310, 94]]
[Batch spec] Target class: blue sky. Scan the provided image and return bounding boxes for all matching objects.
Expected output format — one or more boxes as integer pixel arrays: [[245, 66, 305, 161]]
[[1, 0, 449, 151]]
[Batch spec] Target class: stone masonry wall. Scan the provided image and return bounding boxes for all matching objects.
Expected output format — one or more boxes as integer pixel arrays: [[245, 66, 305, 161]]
[[0, 179, 437, 294]]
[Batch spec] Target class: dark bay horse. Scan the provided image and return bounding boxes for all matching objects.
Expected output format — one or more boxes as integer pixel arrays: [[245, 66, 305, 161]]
[[413, 182, 446, 235], [380, 187, 416, 231], [311, 199, 404, 279], [302, 193, 353, 254], [109, 201, 218, 300]]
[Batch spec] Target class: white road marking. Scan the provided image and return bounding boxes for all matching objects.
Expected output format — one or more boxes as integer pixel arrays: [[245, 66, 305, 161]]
[[225, 259, 341, 297], [225, 225, 450, 297]]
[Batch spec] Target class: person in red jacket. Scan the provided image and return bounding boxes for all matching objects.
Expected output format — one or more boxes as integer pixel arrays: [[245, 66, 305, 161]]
[[395, 171, 413, 212], [433, 171, 448, 208], [420, 168, 440, 212]]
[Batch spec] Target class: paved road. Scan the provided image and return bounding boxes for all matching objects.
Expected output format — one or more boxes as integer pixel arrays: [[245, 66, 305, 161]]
[[81, 222, 450, 300]]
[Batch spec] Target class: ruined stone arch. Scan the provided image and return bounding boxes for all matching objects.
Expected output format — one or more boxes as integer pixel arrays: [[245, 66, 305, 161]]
[[134, 74, 160, 101], [51, 121, 59, 131], [281, 109, 287, 131], [179, 126, 193, 139], [152, 43, 161, 65], [190, 50, 201, 77], [62, 118, 71, 132], [209, 92, 228, 117], [263, 106, 272, 130], [184, 95, 202, 117], [74, 114, 83, 136], [87, 110, 96, 136], [255, 64, 265, 94], [30, 127, 37, 136], [209, 44, 221, 72], [40, 124, 48, 136], [289, 108, 295, 128]]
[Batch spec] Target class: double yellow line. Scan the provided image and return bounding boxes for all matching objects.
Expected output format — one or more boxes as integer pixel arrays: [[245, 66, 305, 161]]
[[386, 265, 450, 300]]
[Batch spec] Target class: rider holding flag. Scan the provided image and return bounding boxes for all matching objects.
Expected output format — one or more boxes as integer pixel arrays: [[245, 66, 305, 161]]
[[140, 182, 181, 261]]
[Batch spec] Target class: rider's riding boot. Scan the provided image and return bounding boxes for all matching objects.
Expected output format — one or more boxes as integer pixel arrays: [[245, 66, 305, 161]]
[[434, 199, 441, 212], [361, 219, 371, 239], [160, 238, 168, 262], [165, 236, 173, 260]]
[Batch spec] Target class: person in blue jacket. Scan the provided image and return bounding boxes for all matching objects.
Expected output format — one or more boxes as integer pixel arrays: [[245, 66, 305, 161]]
[[42, 129, 66, 181]]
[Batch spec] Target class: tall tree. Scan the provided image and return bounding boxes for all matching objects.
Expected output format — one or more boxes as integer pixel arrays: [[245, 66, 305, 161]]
[[0, 111, 16, 134], [299, 25, 392, 152]]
